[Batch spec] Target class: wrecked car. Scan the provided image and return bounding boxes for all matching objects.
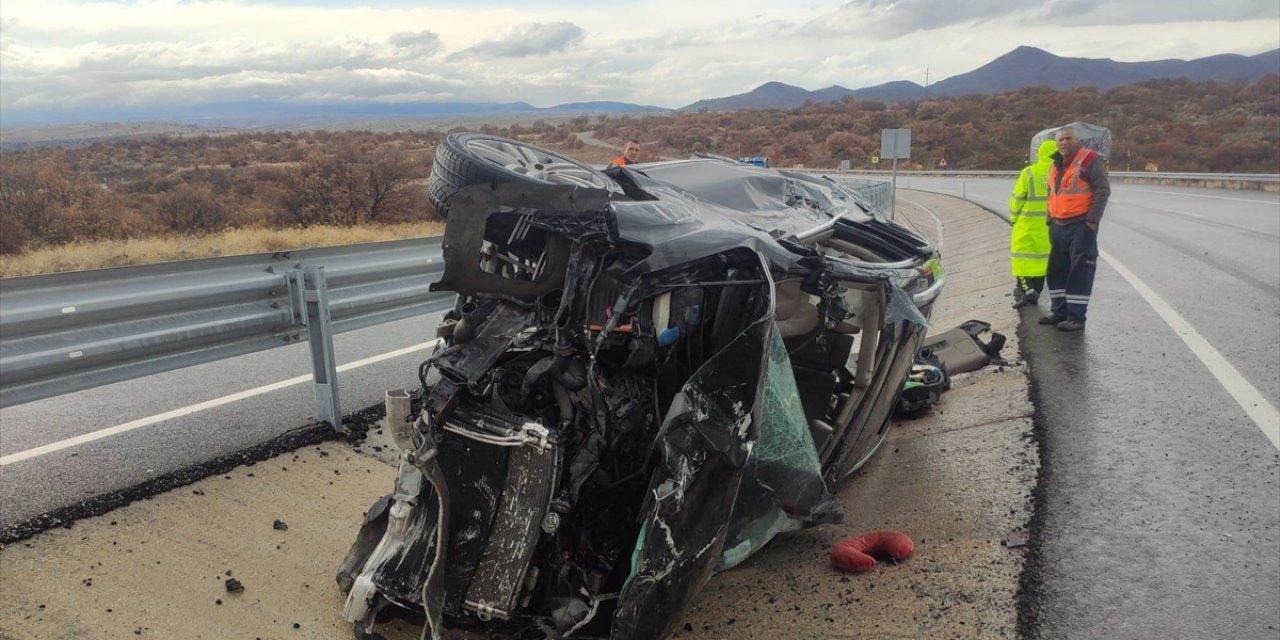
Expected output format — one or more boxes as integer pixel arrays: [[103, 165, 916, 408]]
[[337, 133, 945, 639]]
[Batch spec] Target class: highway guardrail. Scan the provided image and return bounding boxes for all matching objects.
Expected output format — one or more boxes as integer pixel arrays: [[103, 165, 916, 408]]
[[0, 238, 451, 426], [801, 169, 1280, 190]]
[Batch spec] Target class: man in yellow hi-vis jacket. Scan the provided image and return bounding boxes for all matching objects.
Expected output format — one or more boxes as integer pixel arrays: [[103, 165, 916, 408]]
[[1008, 139, 1057, 308]]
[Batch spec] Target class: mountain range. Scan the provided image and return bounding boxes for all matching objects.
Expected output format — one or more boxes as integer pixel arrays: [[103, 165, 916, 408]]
[[3, 46, 1277, 128], [677, 46, 1280, 111]]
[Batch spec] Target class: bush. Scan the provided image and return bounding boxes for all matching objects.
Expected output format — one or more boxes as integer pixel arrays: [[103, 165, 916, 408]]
[[156, 184, 230, 233]]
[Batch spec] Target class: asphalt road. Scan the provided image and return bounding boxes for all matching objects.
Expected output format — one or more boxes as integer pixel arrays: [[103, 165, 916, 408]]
[[0, 311, 448, 528], [897, 177, 1280, 639], [2, 179, 1277, 639]]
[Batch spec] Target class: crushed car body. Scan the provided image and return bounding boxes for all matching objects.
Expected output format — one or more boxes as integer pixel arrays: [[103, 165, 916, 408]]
[[337, 133, 946, 639]]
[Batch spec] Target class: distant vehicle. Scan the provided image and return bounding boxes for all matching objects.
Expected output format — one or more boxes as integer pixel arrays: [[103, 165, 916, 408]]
[[738, 155, 769, 168], [1031, 122, 1112, 161]]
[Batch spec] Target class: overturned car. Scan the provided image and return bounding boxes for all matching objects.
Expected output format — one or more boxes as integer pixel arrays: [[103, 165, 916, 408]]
[[337, 133, 945, 639]]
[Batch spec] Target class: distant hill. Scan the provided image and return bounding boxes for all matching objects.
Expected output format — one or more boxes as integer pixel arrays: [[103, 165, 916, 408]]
[[679, 46, 1280, 111], [927, 46, 1280, 96], [850, 80, 927, 102], [545, 101, 667, 113], [679, 81, 858, 112]]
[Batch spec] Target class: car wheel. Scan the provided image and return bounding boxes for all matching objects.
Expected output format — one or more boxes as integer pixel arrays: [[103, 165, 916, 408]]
[[428, 133, 618, 218]]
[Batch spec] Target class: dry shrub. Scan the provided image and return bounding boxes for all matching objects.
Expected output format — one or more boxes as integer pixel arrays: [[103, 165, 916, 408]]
[[156, 184, 229, 232], [0, 159, 135, 253], [278, 151, 415, 227], [0, 211, 31, 255]]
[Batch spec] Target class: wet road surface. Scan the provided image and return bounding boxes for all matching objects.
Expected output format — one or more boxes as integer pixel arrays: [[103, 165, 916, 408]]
[[897, 178, 1280, 639], [0, 309, 448, 529], [2, 178, 1276, 638]]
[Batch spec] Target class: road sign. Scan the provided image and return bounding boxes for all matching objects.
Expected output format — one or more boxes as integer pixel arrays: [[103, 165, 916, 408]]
[[879, 129, 911, 220], [871, 155, 880, 164], [880, 129, 911, 160]]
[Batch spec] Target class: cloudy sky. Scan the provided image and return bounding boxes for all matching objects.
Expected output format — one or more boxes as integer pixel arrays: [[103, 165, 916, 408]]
[[1, 0, 1277, 116]]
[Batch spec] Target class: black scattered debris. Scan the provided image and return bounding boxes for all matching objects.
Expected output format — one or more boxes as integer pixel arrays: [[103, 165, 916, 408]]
[[225, 578, 244, 593], [292, 622, 301, 629], [215, 599, 223, 605], [0, 403, 387, 544], [273, 519, 289, 531]]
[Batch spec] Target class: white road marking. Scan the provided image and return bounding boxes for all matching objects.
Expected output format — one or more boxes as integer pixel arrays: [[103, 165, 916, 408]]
[[0, 340, 440, 466], [1120, 188, 1280, 205], [1100, 249, 1280, 449]]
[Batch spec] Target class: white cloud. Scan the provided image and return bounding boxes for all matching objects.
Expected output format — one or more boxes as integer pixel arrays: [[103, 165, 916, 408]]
[[0, 0, 1276, 116], [453, 22, 586, 60]]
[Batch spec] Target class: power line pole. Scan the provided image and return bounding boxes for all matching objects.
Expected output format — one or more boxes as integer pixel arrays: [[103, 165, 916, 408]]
[[924, 68, 929, 98]]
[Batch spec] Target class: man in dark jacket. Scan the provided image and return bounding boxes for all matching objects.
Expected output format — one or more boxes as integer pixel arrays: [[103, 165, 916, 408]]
[[1039, 125, 1110, 332]]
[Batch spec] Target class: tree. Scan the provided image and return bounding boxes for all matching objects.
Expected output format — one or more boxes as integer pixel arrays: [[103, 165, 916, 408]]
[[363, 155, 413, 223], [156, 184, 229, 232]]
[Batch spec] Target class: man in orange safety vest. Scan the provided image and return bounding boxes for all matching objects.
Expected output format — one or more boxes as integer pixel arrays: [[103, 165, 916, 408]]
[[1038, 125, 1111, 332]]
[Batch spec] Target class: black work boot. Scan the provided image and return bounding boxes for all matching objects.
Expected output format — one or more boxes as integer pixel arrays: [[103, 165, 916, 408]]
[[1056, 319, 1085, 332], [1012, 285, 1027, 308], [1038, 313, 1067, 325]]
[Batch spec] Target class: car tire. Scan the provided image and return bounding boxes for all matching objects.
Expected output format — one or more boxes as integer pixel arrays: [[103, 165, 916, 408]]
[[428, 133, 618, 218]]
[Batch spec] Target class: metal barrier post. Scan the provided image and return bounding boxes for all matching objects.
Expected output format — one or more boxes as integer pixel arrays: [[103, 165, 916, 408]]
[[290, 266, 343, 431]]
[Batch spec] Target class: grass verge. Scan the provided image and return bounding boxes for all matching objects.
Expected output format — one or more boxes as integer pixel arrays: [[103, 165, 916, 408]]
[[0, 221, 446, 278]]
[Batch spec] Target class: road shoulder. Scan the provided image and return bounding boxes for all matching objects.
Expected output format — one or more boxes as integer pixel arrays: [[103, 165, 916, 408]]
[[0, 191, 1039, 640]]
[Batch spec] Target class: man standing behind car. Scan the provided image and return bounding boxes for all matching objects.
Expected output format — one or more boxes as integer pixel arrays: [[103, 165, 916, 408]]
[[607, 138, 641, 168], [1009, 139, 1056, 308], [1039, 125, 1110, 332]]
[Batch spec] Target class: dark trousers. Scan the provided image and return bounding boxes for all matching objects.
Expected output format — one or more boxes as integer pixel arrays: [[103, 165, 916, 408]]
[[1046, 220, 1098, 321]]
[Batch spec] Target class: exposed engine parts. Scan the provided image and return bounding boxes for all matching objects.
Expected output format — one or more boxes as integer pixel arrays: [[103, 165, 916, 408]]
[[338, 133, 944, 640]]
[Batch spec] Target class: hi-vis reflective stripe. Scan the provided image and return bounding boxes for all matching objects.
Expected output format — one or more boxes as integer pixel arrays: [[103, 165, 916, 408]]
[[1058, 152, 1092, 195], [1012, 252, 1050, 259], [1025, 168, 1047, 201], [1017, 211, 1048, 217], [1048, 289, 1066, 299], [1065, 295, 1091, 303]]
